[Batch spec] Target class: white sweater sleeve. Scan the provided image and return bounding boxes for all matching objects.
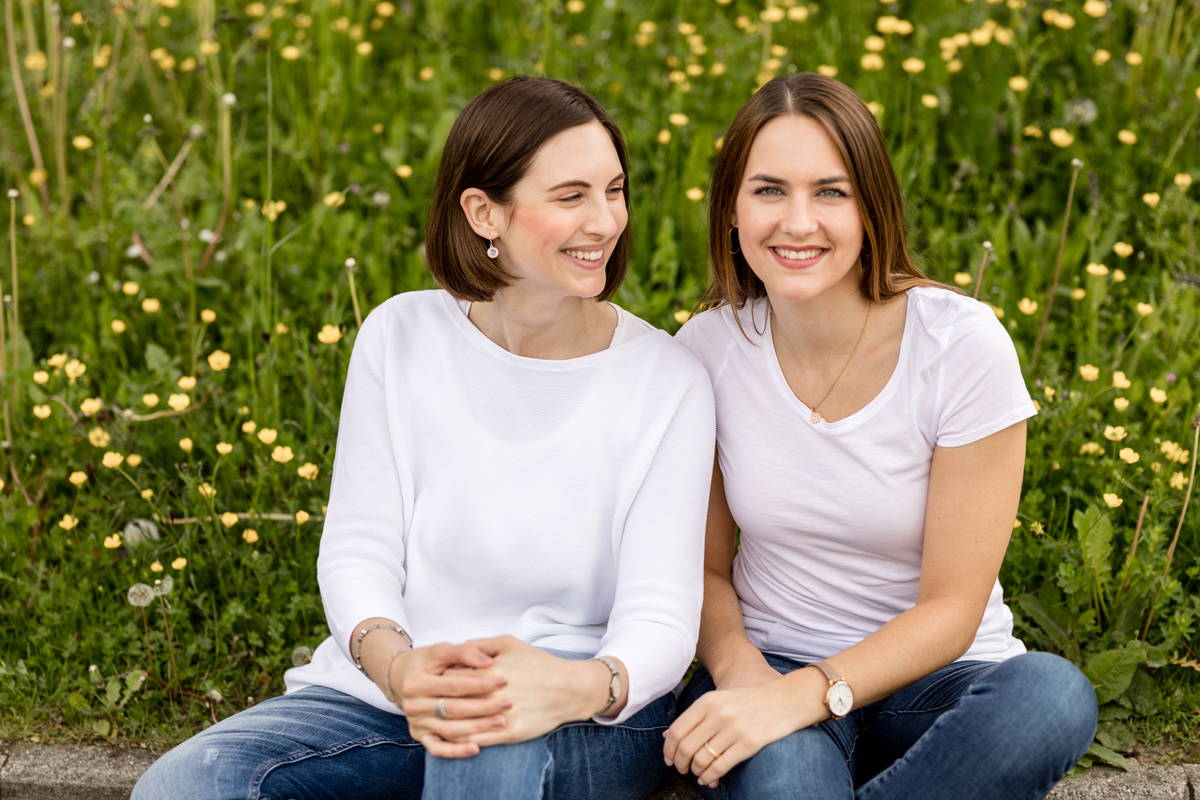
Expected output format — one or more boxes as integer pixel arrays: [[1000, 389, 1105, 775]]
[[316, 305, 412, 662], [596, 372, 715, 723]]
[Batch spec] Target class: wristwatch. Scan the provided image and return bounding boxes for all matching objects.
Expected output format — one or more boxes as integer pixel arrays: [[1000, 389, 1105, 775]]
[[811, 660, 854, 720]]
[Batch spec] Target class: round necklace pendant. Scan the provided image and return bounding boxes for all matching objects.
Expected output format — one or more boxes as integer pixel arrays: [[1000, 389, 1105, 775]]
[[810, 409, 822, 424]]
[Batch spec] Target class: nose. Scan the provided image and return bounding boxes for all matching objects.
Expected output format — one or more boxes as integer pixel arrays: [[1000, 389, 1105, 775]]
[[582, 193, 623, 240], [780, 195, 819, 238]]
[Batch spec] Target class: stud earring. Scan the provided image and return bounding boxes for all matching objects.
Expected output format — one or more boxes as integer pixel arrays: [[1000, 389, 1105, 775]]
[[486, 239, 499, 259]]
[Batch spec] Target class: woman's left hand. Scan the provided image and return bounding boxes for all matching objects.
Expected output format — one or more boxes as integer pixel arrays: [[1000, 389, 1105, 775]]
[[455, 635, 613, 747], [663, 677, 809, 788]]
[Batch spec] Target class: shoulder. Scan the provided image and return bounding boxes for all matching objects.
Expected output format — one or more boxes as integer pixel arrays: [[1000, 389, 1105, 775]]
[[905, 286, 1016, 358], [675, 299, 765, 382]]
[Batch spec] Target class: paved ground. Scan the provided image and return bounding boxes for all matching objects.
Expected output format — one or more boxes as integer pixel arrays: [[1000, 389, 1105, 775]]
[[0, 739, 1195, 799]]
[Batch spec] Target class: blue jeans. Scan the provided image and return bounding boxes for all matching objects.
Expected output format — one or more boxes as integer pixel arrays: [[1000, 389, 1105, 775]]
[[677, 651, 1097, 800], [132, 685, 674, 799]]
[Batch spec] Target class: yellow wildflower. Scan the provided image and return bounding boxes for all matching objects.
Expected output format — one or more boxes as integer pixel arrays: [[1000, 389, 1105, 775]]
[[1112, 371, 1132, 389], [1117, 129, 1137, 145], [1102, 493, 1122, 508], [788, 5, 809, 20], [1112, 242, 1133, 258], [220, 512, 239, 528], [272, 445, 295, 464], [171, 557, 187, 570], [179, 437, 194, 452], [1175, 173, 1193, 189], [418, 66, 435, 81], [760, 6, 785, 23], [216, 442, 233, 455], [257, 428, 278, 445], [243, 529, 260, 544], [673, 310, 693, 324], [686, 187, 704, 202], [1078, 364, 1100, 381], [1142, 192, 1160, 208], [817, 64, 838, 77], [59, 514, 79, 530], [141, 489, 154, 500], [1135, 302, 1153, 316], [198, 482, 217, 498], [1070, 288, 1086, 300], [1103, 425, 1127, 442], [295, 510, 311, 524], [1023, 125, 1043, 138], [80, 397, 103, 416], [1148, 387, 1167, 403], [103, 533, 122, 549], [861, 53, 884, 71], [323, 190, 346, 208], [317, 325, 343, 344], [167, 393, 190, 412], [33, 370, 50, 384], [33, 404, 51, 419], [141, 297, 161, 313], [199, 40, 220, 56], [1017, 298, 1038, 315], [65, 359, 87, 380], [921, 94, 940, 109], [126, 454, 143, 467], [1093, 49, 1111, 65], [178, 376, 197, 390], [1113, 397, 1129, 411], [901, 58, 925, 74], [864, 35, 885, 52], [281, 45, 301, 61], [395, 164, 413, 179], [200, 308, 217, 323], [69, 471, 88, 486], [207, 350, 232, 372], [297, 462, 320, 480], [111, 319, 127, 334], [1125, 52, 1143, 66], [150, 561, 164, 572], [1118, 448, 1140, 464], [953, 272, 973, 286], [88, 427, 111, 447], [142, 393, 160, 407], [72, 135, 94, 151], [1169, 472, 1187, 490], [1048, 128, 1074, 148], [1085, 262, 1109, 276], [102, 452, 124, 469], [1082, 0, 1106, 17], [1078, 441, 1103, 455], [242, 420, 258, 434]]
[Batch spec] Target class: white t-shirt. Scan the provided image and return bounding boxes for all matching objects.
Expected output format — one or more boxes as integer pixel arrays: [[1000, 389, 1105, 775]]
[[675, 286, 1035, 664], [285, 290, 715, 723]]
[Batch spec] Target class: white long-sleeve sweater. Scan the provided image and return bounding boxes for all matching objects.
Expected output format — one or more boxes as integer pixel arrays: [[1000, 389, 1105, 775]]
[[284, 290, 715, 723]]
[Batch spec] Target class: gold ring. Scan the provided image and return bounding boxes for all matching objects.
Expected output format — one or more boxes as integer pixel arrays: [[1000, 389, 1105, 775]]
[[703, 742, 720, 759]]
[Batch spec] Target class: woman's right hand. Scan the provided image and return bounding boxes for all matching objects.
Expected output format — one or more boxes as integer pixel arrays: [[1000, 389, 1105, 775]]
[[713, 654, 782, 690], [385, 642, 513, 758]]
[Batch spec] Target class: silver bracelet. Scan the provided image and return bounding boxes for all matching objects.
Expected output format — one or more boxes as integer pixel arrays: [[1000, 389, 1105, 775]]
[[381, 646, 409, 704], [351, 622, 410, 671], [595, 656, 621, 717]]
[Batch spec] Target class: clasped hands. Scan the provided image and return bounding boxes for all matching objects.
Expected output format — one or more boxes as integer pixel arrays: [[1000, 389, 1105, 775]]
[[385, 635, 608, 759]]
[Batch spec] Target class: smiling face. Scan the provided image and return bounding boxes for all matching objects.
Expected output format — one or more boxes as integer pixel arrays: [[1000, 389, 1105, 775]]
[[733, 114, 865, 304], [494, 121, 628, 301]]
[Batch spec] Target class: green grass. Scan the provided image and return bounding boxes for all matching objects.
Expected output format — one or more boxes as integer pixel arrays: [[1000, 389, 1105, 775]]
[[1, 0, 1197, 761]]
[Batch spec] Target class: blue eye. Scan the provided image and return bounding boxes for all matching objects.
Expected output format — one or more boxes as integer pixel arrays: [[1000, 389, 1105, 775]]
[[818, 187, 848, 198], [607, 185, 625, 196], [753, 185, 783, 196]]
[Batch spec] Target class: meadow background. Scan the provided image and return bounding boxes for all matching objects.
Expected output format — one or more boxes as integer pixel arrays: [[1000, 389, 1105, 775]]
[[1, 0, 1197, 768]]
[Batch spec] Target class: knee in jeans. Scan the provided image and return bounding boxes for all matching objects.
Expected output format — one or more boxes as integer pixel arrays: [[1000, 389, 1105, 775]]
[[998, 653, 1098, 753]]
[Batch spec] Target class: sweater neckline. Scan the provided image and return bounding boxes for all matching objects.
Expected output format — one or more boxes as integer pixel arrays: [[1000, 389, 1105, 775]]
[[439, 290, 655, 370]]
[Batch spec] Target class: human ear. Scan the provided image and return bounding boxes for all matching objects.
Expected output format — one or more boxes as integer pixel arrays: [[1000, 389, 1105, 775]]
[[459, 188, 505, 240]]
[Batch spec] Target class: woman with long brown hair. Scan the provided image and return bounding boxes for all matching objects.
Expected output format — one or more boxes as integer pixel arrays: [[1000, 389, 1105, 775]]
[[662, 73, 1096, 799], [132, 76, 714, 800]]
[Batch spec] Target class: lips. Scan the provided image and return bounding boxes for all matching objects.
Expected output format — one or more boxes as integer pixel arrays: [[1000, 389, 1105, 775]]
[[562, 247, 607, 269], [769, 245, 828, 269]]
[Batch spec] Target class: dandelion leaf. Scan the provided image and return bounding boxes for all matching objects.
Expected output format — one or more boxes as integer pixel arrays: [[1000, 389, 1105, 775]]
[[144, 342, 176, 378], [1125, 667, 1162, 715], [1096, 720, 1137, 752], [1084, 642, 1142, 705], [67, 691, 91, 713], [91, 719, 111, 737], [1074, 506, 1113, 585], [1086, 742, 1132, 771]]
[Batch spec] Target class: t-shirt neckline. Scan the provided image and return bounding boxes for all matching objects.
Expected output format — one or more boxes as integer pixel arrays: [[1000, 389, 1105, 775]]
[[761, 291, 915, 432]]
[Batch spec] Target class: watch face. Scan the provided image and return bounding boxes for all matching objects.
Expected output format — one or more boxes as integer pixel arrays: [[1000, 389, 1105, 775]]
[[827, 682, 853, 717]]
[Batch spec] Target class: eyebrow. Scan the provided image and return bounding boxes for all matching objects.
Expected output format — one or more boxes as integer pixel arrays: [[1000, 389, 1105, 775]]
[[546, 173, 626, 192], [747, 173, 850, 187]]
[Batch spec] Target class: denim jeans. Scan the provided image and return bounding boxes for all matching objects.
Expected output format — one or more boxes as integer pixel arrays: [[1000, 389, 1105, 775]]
[[132, 685, 673, 799], [677, 651, 1097, 800]]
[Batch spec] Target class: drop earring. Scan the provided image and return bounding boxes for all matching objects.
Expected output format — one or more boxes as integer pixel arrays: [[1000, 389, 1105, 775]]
[[486, 239, 499, 259]]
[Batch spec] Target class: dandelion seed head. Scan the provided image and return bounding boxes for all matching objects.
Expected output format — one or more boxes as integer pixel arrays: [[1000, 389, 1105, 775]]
[[127, 583, 155, 607], [6, 189, 17, 200], [153, 575, 174, 595], [291, 645, 313, 667]]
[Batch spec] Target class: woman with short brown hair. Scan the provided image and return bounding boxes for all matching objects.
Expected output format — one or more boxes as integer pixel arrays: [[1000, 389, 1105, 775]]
[[134, 76, 714, 800], [663, 73, 1096, 799]]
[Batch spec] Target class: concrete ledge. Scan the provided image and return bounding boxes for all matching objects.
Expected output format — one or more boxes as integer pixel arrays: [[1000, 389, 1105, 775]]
[[0, 741, 1194, 799]]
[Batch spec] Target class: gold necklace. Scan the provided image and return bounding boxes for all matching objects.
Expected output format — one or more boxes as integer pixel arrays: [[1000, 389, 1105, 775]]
[[790, 302, 872, 425]]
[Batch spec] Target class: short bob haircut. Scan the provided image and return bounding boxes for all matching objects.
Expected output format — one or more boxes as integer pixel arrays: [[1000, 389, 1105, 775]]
[[707, 73, 940, 311], [425, 76, 631, 302]]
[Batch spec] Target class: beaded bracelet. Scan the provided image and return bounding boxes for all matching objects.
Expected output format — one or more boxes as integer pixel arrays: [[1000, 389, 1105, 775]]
[[351, 622, 411, 671]]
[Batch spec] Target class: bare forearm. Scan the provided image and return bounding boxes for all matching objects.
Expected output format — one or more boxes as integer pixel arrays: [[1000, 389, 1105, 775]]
[[697, 569, 770, 684]]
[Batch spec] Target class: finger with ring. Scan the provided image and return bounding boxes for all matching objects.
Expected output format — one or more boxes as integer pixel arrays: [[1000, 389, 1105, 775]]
[[703, 742, 721, 759], [436, 697, 450, 719]]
